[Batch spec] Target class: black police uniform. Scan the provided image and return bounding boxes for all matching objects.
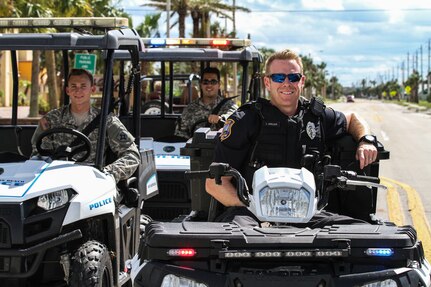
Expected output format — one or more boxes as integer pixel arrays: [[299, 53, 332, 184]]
[[213, 97, 367, 227], [215, 97, 346, 188]]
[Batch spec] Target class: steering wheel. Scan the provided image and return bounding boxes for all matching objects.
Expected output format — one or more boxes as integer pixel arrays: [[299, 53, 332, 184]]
[[36, 127, 92, 162], [190, 117, 225, 136]]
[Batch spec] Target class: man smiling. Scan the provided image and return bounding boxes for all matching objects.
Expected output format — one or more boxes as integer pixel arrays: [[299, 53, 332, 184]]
[[206, 49, 378, 221], [31, 68, 140, 183], [175, 67, 238, 139]]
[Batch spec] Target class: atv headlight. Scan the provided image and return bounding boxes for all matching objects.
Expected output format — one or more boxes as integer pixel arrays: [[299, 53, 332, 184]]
[[37, 189, 70, 210], [259, 186, 311, 219], [161, 274, 207, 287], [251, 166, 317, 223]]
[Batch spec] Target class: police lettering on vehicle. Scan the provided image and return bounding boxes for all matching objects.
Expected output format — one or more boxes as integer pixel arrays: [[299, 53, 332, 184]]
[[89, 197, 113, 210], [0, 179, 25, 186]]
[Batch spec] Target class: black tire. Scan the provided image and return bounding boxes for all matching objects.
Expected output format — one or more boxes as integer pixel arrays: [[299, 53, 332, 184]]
[[70, 240, 114, 287]]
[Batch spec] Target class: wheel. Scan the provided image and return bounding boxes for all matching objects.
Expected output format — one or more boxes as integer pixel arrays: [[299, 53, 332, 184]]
[[35, 127, 91, 162], [70, 240, 114, 287], [142, 100, 170, 115]]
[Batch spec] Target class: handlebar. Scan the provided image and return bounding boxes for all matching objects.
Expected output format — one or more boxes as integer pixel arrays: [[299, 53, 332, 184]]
[[324, 165, 386, 190], [185, 162, 250, 206]]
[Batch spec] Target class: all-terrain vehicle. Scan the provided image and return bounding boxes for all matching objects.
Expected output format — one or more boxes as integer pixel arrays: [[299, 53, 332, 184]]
[[0, 18, 157, 286], [132, 126, 431, 287], [125, 40, 431, 286]]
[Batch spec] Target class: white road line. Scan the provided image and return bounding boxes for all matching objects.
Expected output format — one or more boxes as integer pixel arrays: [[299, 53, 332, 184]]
[[380, 130, 389, 141]]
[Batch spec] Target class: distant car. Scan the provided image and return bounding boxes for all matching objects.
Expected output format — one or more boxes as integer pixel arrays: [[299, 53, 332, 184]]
[[347, 95, 355, 102]]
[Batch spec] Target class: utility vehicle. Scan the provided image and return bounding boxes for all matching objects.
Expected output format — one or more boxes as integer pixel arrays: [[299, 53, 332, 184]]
[[112, 38, 263, 222], [0, 18, 157, 286]]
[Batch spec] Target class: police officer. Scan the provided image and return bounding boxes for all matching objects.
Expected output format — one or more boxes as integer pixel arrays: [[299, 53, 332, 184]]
[[31, 68, 140, 183], [174, 67, 238, 139], [206, 49, 378, 218]]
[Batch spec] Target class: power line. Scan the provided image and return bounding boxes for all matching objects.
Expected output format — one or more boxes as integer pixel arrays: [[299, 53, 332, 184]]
[[124, 7, 431, 13], [248, 8, 431, 13]]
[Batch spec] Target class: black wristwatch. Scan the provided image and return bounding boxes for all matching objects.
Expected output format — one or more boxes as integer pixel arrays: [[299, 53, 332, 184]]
[[358, 134, 377, 146]]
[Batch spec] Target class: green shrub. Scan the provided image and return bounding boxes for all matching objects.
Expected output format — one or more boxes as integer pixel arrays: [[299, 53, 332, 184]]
[[38, 98, 50, 115]]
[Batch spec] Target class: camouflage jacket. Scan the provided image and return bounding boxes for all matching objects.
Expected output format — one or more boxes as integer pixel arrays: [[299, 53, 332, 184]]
[[31, 105, 140, 183], [174, 96, 238, 138]]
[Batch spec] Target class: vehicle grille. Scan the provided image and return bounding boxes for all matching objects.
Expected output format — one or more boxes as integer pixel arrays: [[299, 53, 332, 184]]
[[142, 181, 191, 221], [0, 220, 11, 248]]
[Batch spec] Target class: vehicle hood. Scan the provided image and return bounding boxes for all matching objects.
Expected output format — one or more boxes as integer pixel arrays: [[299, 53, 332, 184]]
[[0, 159, 110, 201]]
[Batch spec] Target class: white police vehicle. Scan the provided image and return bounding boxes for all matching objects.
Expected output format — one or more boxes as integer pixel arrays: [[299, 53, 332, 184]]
[[0, 18, 157, 287]]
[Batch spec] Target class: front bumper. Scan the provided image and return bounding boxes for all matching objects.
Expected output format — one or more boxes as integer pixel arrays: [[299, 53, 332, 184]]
[[0, 229, 81, 278], [135, 260, 431, 287]]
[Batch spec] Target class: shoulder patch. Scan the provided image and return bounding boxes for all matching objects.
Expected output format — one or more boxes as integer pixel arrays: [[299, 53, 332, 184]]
[[220, 118, 235, 141], [117, 131, 129, 142]]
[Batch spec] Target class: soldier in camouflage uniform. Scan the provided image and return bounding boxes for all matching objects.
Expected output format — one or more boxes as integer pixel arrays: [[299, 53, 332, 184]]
[[174, 67, 238, 139], [31, 68, 140, 183]]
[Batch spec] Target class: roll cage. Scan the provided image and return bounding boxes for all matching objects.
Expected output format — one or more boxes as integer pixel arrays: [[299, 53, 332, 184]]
[[0, 17, 144, 169]]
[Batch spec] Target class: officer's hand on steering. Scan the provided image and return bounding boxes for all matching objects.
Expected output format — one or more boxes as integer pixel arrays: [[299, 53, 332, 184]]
[[208, 114, 221, 124], [356, 142, 378, 170]]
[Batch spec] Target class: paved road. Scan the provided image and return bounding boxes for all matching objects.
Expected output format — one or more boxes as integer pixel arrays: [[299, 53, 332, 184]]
[[330, 99, 431, 258]]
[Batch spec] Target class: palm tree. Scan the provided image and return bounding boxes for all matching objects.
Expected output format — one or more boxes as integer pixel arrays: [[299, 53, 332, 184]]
[[9, 1, 54, 117], [142, 0, 189, 37], [135, 13, 162, 99], [135, 13, 162, 38], [405, 70, 420, 103], [190, 0, 250, 38]]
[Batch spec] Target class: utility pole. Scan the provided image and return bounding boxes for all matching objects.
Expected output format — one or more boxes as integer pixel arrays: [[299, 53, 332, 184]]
[[401, 61, 405, 100], [232, 0, 238, 100], [428, 39, 430, 98], [420, 45, 424, 93], [407, 52, 410, 77], [166, 0, 171, 37], [416, 49, 419, 72]]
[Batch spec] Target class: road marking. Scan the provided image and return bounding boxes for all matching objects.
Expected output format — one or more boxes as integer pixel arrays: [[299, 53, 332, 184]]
[[381, 178, 404, 226], [380, 130, 389, 141], [381, 177, 431, 260]]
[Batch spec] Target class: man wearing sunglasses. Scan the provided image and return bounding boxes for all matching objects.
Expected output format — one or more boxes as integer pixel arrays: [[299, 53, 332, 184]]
[[175, 67, 238, 139], [206, 49, 378, 223]]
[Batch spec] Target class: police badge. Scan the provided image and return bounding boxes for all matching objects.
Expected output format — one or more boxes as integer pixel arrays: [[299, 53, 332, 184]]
[[306, 121, 316, 140]]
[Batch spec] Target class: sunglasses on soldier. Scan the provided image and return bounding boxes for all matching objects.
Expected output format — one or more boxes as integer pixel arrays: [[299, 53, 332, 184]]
[[202, 79, 219, 85]]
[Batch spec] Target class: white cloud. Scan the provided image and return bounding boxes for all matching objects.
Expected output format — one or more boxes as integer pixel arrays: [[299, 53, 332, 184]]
[[120, 0, 431, 86], [301, 0, 344, 10], [336, 24, 356, 36]]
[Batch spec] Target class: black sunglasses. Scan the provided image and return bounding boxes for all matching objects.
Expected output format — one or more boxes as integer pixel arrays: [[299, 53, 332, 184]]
[[268, 73, 302, 83], [202, 79, 219, 85]]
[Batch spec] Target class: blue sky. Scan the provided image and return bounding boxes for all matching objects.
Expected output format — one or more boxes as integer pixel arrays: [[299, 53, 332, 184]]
[[121, 0, 431, 87]]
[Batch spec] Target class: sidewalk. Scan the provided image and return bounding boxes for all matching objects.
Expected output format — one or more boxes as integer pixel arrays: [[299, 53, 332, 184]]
[[406, 103, 431, 115], [0, 106, 30, 118]]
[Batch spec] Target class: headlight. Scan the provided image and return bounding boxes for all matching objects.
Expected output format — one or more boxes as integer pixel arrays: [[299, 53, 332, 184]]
[[161, 274, 208, 287], [260, 186, 311, 219], [37, 189, 70, 210], [360, 279, 398, 287], [251, 166, 317, 223]]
